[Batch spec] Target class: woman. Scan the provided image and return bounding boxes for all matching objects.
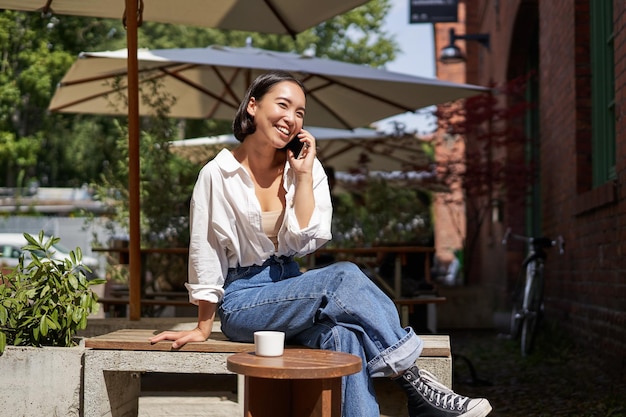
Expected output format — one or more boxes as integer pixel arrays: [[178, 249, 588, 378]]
[[150, 70, 491, 417]]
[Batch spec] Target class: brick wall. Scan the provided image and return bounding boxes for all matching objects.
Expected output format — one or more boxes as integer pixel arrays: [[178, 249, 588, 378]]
[[440, 0, 626, 369], [541, 0, 626, 372]]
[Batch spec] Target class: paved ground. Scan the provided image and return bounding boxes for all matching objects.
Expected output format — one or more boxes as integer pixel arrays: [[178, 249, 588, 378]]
[[448, 327, 626, 417], [138, 325, 626, 417]]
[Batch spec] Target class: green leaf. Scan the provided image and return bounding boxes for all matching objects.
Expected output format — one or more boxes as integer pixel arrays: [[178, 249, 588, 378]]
[[78, 314, 88, 329], [73, 308, 83, 324], [89, 278, 107, 287], [0, 331, 6, 353], [68, 274, 79, 290], [40, 284, 50, 298], [46, 316, 60, 331], [39, 314, 49, 337], [24, 233, 38, 247]]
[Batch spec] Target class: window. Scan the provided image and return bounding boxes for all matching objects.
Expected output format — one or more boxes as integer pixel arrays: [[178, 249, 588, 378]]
[[590, 0, 615, 187]]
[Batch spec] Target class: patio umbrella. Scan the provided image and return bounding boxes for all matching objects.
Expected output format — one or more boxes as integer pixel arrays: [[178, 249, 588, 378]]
[[0, 0, 371, 320], [48, 45, 489, 130], [0, 1, 367, 37]]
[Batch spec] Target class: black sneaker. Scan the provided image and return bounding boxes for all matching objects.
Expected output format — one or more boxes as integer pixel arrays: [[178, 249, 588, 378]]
[[394, 366, 492, 417]]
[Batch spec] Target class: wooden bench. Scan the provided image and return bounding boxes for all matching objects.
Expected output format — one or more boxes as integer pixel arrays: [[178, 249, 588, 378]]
[[83, 328, 452, 417]]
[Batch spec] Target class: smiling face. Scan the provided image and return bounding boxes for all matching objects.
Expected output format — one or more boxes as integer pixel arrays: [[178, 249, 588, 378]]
[[246, 80, 306, 149]]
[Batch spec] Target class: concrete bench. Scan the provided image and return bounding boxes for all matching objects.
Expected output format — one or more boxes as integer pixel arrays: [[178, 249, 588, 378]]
[[83, 327, 452, 417]]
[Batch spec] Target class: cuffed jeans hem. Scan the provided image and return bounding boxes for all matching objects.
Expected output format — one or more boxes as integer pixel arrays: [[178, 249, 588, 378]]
[[366, 327, 423, 378]]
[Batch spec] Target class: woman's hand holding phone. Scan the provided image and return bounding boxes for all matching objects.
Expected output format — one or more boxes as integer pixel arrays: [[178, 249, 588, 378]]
[[286, 129, 315, 173], [286, 134, 306, 159]]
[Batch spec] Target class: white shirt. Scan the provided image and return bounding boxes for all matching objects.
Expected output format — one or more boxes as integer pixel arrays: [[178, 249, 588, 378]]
[[185, 149, 333, 304]]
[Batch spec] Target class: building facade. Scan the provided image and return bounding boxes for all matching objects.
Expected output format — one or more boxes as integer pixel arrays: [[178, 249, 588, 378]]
[[433, 0, 625, 368]]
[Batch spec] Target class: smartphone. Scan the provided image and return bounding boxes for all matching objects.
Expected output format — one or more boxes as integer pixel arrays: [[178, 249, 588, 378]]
[[284, 136, 305, 159]]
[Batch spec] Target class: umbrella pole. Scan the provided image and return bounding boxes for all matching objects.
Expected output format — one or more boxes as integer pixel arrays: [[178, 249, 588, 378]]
[[126, 0, 141, 320]]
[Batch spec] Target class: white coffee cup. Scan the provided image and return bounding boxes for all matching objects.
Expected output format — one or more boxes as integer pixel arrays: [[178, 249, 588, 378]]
[[253, 331, 285, 357]]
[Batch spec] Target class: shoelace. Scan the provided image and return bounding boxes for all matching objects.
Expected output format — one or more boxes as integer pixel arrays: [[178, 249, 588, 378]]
[[414, 369, 470, 411]]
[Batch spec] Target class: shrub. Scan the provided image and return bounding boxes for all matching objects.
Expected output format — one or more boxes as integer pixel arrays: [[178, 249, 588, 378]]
[[0, 232, 105, 353]]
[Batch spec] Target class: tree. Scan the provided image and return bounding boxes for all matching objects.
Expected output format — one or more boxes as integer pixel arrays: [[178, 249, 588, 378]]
[[0, 10, 128, 188], [0, 11, 72, 186], [432, 74, 536, 281]]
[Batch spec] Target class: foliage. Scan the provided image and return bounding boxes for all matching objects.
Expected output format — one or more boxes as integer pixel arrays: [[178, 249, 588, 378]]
[[0, 232, 106, 353], [332, 179, 433, 248], [0, 10, 125, 188], [432, 73, 536, 278]]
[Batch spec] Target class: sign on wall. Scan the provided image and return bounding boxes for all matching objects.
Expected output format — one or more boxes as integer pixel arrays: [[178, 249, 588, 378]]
[[409, 0, 458, 23]]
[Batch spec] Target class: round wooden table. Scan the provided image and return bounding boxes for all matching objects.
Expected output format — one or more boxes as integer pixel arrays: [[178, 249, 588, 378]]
[[227, 348, 362, 417]]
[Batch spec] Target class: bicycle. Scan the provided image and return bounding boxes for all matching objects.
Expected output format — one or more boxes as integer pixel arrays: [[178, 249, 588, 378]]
[[502, 228, 564, 356]]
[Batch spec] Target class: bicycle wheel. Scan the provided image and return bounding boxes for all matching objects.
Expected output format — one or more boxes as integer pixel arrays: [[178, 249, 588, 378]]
[[510, 289, 524, 339], [509, 268, 526, 338], [520, 260, 544, 356]]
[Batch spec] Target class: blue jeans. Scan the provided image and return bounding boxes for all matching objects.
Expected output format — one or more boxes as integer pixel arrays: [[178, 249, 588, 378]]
[[218, 256, 424, 417]]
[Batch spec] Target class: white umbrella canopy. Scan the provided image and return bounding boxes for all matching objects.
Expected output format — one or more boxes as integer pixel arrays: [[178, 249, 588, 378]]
[[0, 0, 367, 37], [315, 130, 432, 173], [169, 126, 432, 173], [0, 0, 372, 320], [49, 45, 489, 130], [170, 126, 432, 172]]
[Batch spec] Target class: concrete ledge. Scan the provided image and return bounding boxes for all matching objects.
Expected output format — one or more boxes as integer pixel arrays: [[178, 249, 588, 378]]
[[83, 350, 236, 417], [83, 353, 451, 417], [417, 356, 452, 388], [2, 317, 452, 417], [82, 331, 452, 417], [0, 343, 85, 417]]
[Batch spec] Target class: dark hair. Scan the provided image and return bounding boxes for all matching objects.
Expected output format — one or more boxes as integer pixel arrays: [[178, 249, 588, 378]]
[[232, 70, 306, 142]]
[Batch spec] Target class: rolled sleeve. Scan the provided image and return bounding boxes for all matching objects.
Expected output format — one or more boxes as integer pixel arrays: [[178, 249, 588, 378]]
[[184, 283, 224, 305]]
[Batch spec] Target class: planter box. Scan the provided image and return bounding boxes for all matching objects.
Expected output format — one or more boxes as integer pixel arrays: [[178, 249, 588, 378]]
[[0, 341, 85, 416]]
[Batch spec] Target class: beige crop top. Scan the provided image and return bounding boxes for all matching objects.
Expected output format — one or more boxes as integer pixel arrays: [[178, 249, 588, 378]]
[[262, 209, 284, 250]]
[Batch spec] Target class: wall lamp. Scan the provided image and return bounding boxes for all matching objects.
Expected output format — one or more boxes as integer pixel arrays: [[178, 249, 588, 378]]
[[439, 28, 490, 64]]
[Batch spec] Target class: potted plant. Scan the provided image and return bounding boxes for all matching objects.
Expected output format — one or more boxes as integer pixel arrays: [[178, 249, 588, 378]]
[[0, 231, 105, 351], [0, 231, 105, 416]]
